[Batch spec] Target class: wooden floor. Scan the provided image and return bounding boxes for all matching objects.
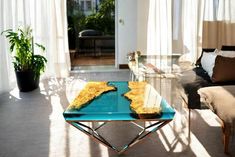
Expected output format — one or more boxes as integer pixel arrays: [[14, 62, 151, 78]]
[[70, 51, 115, 66]]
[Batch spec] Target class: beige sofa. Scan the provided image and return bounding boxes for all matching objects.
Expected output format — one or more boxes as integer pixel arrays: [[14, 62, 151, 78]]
[[198, 86, 235, 154], [179, 45, 235, 153]]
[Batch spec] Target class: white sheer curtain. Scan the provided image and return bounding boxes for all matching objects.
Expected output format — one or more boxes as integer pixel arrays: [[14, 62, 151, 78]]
[[147, 0, 235, 64], [0, 0, 70, 94], [170, 0, 219, 64], [0, 0, 17, 94], [147, 0, 172, 72], [180, 0, 205, 63], [173, 0, 235, 63], [217, 0, 235, 22]]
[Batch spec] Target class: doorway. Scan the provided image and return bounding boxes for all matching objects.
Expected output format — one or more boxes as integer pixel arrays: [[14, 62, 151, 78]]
[[67, 0, 116, 70]]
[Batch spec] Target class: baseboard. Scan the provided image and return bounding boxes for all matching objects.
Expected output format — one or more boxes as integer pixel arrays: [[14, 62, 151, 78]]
[[119, 64, 129, 69]]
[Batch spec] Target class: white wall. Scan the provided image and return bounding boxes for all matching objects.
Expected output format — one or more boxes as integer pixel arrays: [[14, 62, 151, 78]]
[[117, 0, 137, 65], [117, 0, 149, 65], [137, 0, 149, 55]]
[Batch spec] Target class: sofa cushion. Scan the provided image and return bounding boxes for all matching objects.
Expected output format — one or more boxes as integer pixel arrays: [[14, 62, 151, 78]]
[[198, 86, 235, 133], [179, 67, 213, 109], [212, 56, 235, 83], [218, 50, 235, 58], [179, 66, 235, 109]]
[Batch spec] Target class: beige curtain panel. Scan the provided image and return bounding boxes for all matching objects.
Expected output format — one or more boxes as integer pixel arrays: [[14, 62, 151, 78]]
[[202, 21, 235, 49]]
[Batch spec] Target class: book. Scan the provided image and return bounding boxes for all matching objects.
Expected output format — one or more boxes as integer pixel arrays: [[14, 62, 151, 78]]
[[145, 63, 165, 74]]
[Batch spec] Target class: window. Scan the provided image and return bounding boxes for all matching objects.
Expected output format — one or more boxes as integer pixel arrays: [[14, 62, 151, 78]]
[[80, 0, 92, 11], [80, 1, 85, 11], [86, 1, 92, 11], [67, 0, 115, 68]]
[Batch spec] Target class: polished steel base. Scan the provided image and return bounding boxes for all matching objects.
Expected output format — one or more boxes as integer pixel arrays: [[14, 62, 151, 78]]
[[68, 120, 171, 154]]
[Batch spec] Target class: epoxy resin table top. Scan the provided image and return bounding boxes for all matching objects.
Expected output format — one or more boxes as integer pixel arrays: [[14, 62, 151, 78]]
[[63, 81, 175, 121]]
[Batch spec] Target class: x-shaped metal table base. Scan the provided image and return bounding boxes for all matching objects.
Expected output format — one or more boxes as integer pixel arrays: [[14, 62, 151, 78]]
[[68, 120, 171, 154]]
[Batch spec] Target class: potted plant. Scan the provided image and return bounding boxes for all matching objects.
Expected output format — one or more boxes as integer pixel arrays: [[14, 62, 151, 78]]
[[1, 26, 47, 92]]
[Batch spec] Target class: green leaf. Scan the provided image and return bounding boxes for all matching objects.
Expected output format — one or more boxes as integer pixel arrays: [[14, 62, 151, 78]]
[[35, 43, 45, 51]]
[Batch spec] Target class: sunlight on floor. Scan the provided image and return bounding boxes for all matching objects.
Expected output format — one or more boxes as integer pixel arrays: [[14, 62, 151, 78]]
[[156, 109, 212, 157], [189, 133, 211, 157], [68, 124, 91, 157], [98, 144, 109, 157], [49, 95, 67, 157], [194, 109, 221, 127], [9, 88, 22, 99]]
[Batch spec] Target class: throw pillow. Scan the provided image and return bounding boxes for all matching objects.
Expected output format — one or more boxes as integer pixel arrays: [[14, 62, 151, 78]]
[[212, 55, 235, 83], [201, 50, 217, 78], [218, 50, 235, 58], [196, 48, 216, 66]]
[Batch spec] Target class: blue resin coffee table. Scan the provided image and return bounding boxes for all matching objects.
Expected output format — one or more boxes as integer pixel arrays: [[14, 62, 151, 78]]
[[63, 81, 175, 154]]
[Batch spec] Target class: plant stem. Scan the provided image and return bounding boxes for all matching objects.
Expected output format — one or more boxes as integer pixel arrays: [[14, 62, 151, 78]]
[[32, 37, 34, 55]]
